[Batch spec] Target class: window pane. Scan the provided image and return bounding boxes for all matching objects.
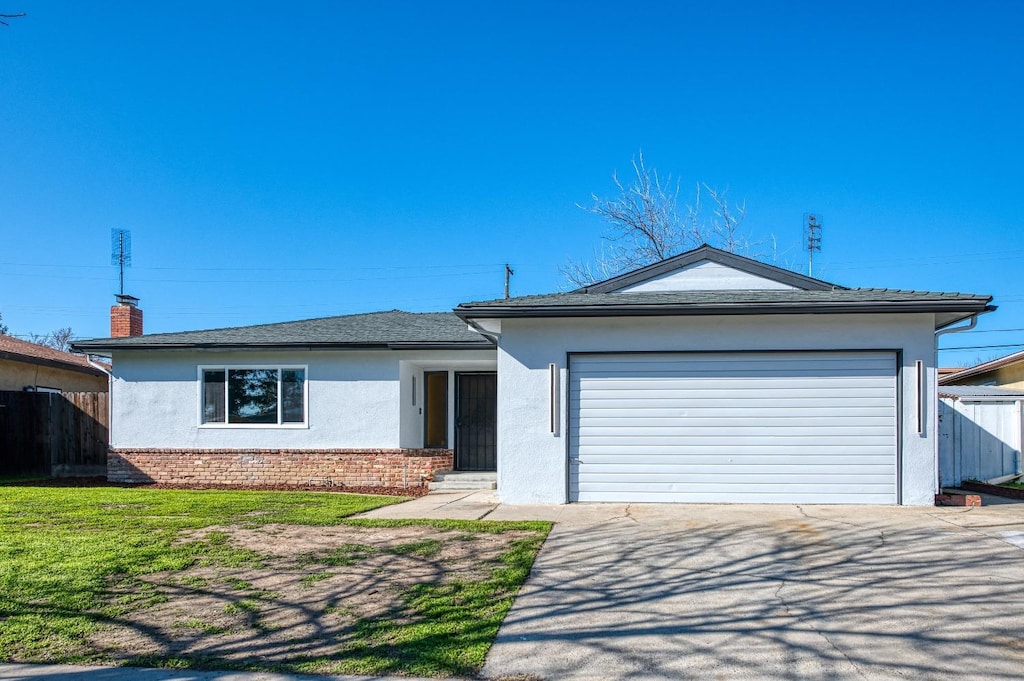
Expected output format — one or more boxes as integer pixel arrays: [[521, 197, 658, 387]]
[[281, 369, 305, 423], [228, 369, 278, 424], [202, 370, 226, 423]]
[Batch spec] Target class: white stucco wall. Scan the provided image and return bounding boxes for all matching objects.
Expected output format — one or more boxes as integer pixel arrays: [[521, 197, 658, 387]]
[[110, 348, 494, 450], [493, 313, 939, 505]]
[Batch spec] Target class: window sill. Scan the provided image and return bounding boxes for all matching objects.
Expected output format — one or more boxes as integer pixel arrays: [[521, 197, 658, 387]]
[[198, 423, 310, 430]]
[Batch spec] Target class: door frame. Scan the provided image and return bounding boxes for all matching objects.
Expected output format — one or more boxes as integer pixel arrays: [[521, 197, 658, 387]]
[[454, 371, 498, 471]]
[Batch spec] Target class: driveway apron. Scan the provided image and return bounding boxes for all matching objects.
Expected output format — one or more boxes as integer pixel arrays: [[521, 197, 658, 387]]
[[482, 502, 1024, 680]]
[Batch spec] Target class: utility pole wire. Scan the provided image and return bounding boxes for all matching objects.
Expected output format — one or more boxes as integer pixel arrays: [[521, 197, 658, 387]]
[[0, 13, 25, 27]]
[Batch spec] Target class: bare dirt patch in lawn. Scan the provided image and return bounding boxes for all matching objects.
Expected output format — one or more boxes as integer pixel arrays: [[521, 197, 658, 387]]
[[90, 523, 533, 666]]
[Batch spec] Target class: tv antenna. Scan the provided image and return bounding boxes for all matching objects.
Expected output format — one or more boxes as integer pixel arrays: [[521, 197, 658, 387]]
[[111, 229, 132, 295], [803, 213, 822, 276]]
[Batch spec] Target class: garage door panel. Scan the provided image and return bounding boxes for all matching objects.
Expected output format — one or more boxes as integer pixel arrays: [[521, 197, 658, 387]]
[[576, 388, 894, 401], [573, 470, 895, 483], [574, 481, 896, 494], [569, 351, 898, 504], [575, 417, 896, 430], [577, 436, 895, 448], [576, 452, 897, 465], [576, 396, 895, 410], [575, 379, 894, 395], [571, 356, 896, 373], [576, 491, 897, 504], [573, 406, 895, 420]]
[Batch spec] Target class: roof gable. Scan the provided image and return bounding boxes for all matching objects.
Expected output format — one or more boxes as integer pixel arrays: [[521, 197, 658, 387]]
[[578, 245, 842, 293]]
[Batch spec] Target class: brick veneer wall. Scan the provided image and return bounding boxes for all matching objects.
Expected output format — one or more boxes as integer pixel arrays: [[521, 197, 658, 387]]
[[108, 448, 453, 487]]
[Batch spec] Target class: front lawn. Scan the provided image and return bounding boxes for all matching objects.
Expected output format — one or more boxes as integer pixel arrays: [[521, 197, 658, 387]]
[[0, 487, 550, 677]]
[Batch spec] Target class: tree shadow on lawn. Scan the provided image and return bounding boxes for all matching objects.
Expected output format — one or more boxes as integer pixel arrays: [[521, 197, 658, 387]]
[[2, 521, 547, 679]]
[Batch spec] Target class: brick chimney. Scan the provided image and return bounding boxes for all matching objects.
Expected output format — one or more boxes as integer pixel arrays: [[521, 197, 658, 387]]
[[111, 294, 143, 337]]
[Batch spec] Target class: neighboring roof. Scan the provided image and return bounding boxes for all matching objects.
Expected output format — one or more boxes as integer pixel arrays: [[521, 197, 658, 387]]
[[0, 335, 107, 377], [938, 349, 1024, 385], [456, 288, 994, 323], [939, 385, 1024, 400], [576, 244, 842, 293], [71, 310, 493, 353]]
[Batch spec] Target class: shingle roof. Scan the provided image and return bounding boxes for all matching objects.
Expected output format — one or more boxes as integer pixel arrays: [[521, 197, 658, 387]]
[[72, 310, 493, 353], [0, 335, 107, 375], [455, 288, 994, 318]]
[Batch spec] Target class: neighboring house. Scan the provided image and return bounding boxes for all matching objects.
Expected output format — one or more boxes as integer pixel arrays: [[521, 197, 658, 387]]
[[0, 334, 109, 393], [73, 245, 994, 506], [939, 349, 1024, 389]]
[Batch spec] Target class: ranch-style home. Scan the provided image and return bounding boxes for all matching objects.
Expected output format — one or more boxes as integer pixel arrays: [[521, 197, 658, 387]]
[[73, 245, 994, 506]]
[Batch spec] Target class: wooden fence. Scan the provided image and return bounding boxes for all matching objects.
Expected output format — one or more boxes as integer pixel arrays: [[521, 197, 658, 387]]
[[0, 391, 109, 477]]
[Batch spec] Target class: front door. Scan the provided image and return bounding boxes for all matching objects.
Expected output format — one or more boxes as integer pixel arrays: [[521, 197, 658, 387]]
[[455, 372, 497, 471]]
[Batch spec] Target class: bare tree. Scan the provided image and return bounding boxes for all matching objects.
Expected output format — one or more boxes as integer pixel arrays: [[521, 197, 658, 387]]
[[29, 327, 76, 352], [562, 152, 757, 287], [0, 312, 8, 335]]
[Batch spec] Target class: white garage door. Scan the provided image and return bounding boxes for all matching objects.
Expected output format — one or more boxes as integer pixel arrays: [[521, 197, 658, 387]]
[[569, 351, 898, 504]]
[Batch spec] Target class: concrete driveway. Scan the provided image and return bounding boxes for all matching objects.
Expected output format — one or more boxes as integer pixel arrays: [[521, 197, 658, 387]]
[[371, 493, 1024, 680]]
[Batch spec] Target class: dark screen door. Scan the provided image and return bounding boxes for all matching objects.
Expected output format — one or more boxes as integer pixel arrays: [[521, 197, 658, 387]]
[[455, 373, 497, 471]]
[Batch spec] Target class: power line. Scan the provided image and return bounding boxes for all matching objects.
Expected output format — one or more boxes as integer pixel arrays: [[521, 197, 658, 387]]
[[939, 343, 1024, 351]]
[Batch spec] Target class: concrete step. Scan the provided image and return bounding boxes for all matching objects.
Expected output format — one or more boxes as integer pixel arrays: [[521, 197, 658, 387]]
[[429, 470, 497, 490]]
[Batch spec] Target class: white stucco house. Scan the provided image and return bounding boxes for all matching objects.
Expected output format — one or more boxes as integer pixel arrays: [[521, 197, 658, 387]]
[[74, 245, 994, 505]]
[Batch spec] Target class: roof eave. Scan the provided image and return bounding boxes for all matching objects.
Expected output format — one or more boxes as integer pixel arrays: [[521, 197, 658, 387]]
[[456, 300, 993, 321], [70, 340, 494, 353], [0, 350, 107, 377]]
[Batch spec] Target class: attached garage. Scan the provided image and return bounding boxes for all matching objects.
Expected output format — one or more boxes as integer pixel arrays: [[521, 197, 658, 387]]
[[569, 351, 899, 504], [457, 244, 994, 505]]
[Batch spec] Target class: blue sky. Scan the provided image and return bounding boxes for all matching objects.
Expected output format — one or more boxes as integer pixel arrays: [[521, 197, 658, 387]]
[[1, 1, 1021, 366]]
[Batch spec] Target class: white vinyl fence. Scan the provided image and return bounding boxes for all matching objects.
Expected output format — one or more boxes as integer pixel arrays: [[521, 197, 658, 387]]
[[938, 387, 1023, 487]]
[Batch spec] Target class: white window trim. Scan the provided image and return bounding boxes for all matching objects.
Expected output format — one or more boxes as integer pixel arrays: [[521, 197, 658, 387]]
[[197, 364, 309, 429]]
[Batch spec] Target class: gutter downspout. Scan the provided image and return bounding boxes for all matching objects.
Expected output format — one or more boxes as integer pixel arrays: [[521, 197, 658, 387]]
[[86, 355, 114, 462], [933, 314, 980, 492]]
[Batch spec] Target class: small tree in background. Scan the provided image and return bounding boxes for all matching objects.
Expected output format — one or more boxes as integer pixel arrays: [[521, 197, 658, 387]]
[[562, 152, 764, 287], [0, 312, 8, 335], [28, 327, 75, 352]]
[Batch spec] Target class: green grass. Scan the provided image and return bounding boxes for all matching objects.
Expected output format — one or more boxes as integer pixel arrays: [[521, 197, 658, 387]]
[[1002, 480, 1024, 489], [0, 487, 401, 662], [0, 486, 551, 677]]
